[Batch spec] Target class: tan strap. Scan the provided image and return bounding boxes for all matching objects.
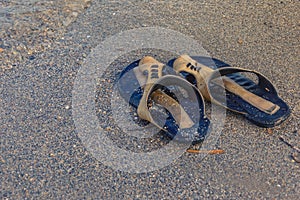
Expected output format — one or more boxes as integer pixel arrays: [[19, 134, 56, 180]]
[[173, 55, 279, 115], [173, 55, 213, 100], [136, 56, 194, 129]]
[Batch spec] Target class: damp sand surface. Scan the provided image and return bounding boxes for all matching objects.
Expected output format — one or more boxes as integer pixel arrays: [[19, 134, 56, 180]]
[[0, 0, 299, 199]]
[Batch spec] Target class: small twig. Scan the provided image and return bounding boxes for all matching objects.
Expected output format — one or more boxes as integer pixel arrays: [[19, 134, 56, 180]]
[[187, 149, 225, 154], [279, 136, 300, 152]]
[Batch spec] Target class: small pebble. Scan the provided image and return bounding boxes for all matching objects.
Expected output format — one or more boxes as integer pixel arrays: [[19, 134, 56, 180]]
[[237, 39, 243, 44], [0, 155, 5, 163], [72, 12, 79, 17], [267, 128, 273, 134], [29, 178, 36, 182], [29, 55, 35, 60], [65, 105, 70, 109], [0, 48, 4, 53], [67, 167, 74, 173]]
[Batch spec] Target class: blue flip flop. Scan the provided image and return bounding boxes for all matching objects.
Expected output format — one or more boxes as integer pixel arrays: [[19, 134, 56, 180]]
[[169, 55, 290, 128], [117, 56, 210, 143]]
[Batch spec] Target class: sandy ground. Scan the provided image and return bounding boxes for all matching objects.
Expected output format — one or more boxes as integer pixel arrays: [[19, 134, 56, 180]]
[[1, 0, 299, 199]]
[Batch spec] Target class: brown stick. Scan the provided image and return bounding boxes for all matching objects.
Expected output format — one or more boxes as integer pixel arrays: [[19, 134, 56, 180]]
[[186, 149, 225, 154]]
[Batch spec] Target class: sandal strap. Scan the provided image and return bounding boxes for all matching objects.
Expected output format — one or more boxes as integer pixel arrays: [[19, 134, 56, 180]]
[[137, 56, 165, 123], [173, 55, 214, 100], [141, 75, 204, 129], [208, 67, 277, 95], [207, 67, 280, 115], [136, 57, 204, 129]]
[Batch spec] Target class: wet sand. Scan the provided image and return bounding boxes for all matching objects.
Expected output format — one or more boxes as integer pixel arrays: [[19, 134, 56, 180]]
[[1, 0, 299, 199]]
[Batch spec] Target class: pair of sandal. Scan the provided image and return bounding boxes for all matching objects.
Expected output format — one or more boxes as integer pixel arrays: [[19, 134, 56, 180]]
[[118, 55, 290, 143]]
